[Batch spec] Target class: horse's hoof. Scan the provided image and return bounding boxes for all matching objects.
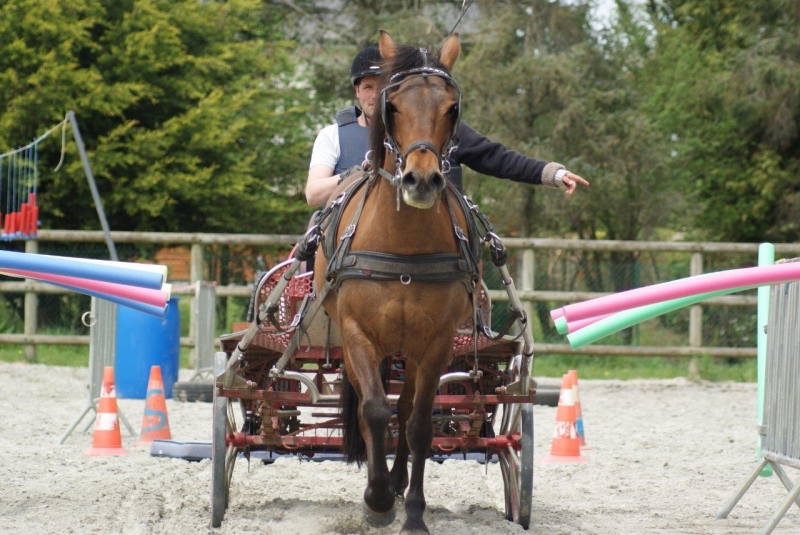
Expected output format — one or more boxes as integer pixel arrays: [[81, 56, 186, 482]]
[[400, 518, 429, 534], [362, 501, 396, 527]]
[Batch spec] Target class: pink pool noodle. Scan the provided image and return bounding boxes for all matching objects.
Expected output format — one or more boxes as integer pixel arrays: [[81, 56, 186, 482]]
[[1, 268, 168, 308], [552, 262, 800, 323], [567, 313, 613, 333]]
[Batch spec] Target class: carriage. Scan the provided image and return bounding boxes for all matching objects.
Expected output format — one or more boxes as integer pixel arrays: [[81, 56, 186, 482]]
[[211, 31, 540, 532], [213, 250, 537, 529]]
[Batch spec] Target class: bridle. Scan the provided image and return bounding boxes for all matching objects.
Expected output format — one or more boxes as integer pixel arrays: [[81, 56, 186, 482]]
[[378, 51, 462, 187]]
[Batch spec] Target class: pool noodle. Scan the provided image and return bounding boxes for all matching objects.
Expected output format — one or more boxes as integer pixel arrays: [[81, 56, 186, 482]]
[[14, 276, 167, 317], [555, 313, 614, 335], [568, 287, 749, 349], [47, 255, 168, 278], [0, 250, 163, 290], [552, 262, 800, 324], [566, 313, 613, 334], [1, 269, 169, 308]]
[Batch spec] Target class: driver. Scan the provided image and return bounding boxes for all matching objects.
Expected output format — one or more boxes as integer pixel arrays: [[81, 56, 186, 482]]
[[305, 44, 589, 207]]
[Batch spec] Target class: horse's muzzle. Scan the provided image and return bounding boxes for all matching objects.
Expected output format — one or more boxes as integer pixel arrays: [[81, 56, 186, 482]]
[[401, 170, 446, 209]]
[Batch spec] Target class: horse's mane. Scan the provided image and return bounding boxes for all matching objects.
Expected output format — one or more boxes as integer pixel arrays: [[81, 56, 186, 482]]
[[368, 44, 452, 173]]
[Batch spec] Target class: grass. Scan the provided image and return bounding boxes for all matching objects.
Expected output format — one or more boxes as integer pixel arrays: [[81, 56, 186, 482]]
[[0, 344, 89, 367], [533, 353, 756, 382], [0, 344, 195, 369], [0, 343, 758, 383]]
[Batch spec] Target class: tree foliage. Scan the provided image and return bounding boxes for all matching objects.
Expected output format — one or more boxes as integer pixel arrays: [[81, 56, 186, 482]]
[[0, 0, 313, 233], [1, 0, 797, 245], [645, 0, 800, 241]]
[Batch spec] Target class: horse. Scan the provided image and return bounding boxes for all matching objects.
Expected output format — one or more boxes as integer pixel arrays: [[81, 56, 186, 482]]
[[313, 31, 479, 534]]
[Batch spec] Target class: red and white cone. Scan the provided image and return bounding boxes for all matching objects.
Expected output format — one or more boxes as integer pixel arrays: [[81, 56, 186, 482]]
[[542, 373, 587, 463], [84, 366, 128, 456]]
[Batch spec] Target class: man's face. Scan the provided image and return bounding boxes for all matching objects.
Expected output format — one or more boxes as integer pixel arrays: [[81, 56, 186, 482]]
[[355, 75, 380, 119]]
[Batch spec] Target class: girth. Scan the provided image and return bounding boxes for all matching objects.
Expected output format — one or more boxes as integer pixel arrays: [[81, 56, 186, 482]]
[[333, 251, 474, 286]]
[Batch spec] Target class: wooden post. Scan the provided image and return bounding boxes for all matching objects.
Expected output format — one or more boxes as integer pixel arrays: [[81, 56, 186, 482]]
[[190, 243, 204, 283], [688, 252, 703, 377], [689, 253, 704, 346], [189, 243, 204, 366], [24, 240, 38, 362]]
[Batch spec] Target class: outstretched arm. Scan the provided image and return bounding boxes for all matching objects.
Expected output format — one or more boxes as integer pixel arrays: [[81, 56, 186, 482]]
[[452, 123, 590, 194]]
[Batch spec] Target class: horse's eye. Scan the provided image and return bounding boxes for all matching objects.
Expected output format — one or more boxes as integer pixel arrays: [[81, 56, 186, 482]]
[[447, 103, 459, 116], [386, 101, 398, 114]]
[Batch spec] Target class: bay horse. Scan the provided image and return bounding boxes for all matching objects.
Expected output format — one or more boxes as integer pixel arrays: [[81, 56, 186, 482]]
[[313, 31, 479, 533]]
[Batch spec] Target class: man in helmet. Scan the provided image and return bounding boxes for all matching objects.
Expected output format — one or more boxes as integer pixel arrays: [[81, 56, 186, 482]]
[[305, 44, 589, 207], [305, 45, 383, 206]]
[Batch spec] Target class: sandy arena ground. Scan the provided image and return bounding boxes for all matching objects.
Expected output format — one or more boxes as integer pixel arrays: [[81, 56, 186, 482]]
[[1, 361, 798, 534]]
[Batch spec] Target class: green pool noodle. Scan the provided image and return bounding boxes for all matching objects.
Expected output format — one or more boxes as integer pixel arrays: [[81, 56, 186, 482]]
[[567, 288, 740, 349], [555, 315, 568, 335]]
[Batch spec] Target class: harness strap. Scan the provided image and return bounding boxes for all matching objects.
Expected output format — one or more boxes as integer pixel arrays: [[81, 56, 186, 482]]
[[334, 251, 475, 288], [321, 174, 372, 261], [404, 140, 440, 162], [478, 307, 526, 342], [446, 184, 484, 265], [325, 176, 375, 284]]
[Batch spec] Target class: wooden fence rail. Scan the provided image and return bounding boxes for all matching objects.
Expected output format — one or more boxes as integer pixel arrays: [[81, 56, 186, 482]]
[[6, 231, 800, 361]]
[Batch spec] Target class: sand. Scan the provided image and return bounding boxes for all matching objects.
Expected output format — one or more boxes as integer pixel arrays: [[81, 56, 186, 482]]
[[1, 361, 798, 534]]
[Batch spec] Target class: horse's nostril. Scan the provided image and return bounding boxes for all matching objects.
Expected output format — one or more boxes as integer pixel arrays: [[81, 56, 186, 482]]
[[402, 171, 419, 189], [431, 172, 445, 192]]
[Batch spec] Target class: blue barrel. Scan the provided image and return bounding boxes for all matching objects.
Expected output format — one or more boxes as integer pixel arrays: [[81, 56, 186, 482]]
[[115, 296, 180, 399]]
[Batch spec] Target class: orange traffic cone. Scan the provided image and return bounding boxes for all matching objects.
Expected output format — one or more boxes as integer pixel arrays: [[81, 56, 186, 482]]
[[542, 373, 587, 463], [84, 366, 129, 456], [135, 365, 171, 446], [568, 369, 588, 449]]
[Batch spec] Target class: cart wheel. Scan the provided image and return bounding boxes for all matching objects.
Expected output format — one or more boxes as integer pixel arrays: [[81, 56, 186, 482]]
[[498, 357, 534, 529], [211, 353, 237, 528], [498, 403, 533, 529]]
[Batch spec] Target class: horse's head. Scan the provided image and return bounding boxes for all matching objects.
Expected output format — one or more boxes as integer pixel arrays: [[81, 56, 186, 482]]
[[373, 31, 462, 210]]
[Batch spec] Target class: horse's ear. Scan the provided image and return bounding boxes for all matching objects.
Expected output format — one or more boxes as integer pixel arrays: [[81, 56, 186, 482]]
[[439, 33, 460, 71], [379, 30, 397, 61]]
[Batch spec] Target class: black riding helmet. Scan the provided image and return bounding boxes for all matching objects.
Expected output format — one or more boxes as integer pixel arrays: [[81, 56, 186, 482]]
[[350, 44, 382, 86]]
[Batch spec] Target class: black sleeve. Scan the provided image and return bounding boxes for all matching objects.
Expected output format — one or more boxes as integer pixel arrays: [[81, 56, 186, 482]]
[[448, 123, 548, 185]]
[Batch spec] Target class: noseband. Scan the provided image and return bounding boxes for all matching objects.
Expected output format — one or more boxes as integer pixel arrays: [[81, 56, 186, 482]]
[[379, 56, 462, 186]]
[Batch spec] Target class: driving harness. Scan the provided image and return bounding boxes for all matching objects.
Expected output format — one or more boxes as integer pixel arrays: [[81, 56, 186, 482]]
[[318, 171, 483, 293]]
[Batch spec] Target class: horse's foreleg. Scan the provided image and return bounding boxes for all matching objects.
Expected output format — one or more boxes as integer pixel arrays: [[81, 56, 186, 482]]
[[390, 360, 417, 497], [401, 349, 451, 535], [343, 334, 395, 526]]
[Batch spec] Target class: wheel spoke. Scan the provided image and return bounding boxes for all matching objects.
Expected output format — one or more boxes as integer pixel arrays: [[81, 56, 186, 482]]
[[498, 451, 520, 522]]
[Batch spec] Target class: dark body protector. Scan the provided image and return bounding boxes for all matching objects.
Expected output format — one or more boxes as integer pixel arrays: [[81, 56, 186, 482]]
[[334, 107, 370, 175]]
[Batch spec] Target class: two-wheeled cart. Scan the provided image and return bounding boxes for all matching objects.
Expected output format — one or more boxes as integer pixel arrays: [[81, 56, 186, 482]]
[[212, 246, 537, 529]]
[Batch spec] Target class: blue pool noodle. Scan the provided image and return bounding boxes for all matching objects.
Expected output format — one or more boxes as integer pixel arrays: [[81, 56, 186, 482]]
[[0, 250, 163, 290]]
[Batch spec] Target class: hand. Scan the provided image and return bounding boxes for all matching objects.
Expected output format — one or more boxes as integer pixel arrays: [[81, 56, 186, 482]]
[[562, 172, 589, 195]]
